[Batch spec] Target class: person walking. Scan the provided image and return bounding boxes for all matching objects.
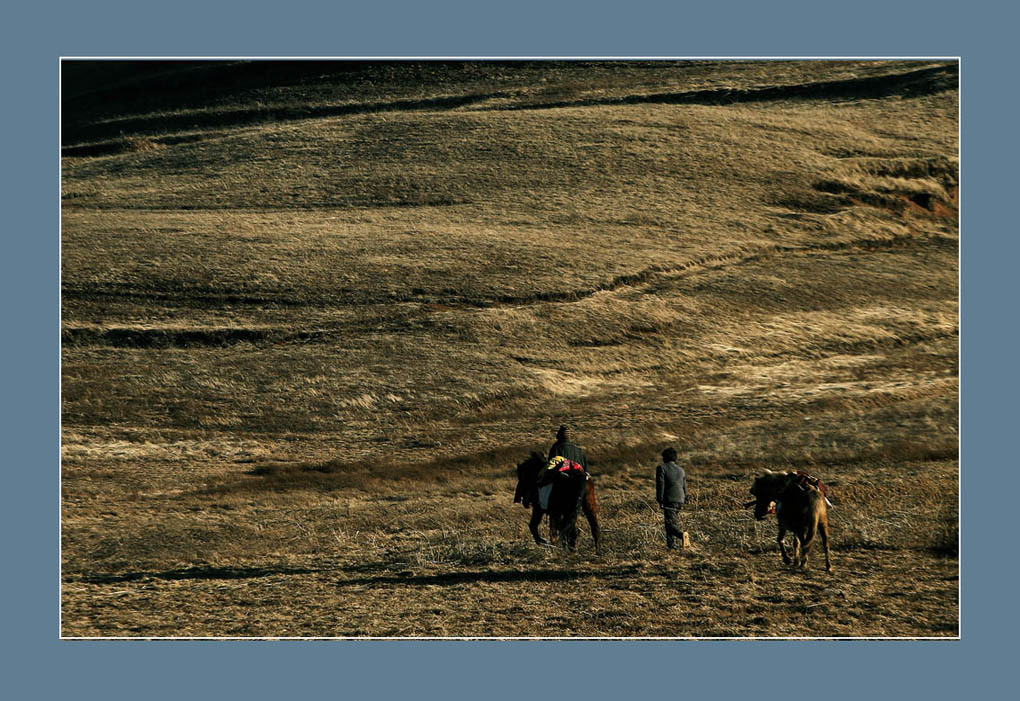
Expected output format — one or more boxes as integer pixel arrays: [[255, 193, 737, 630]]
[[656, 447, 688, 550]]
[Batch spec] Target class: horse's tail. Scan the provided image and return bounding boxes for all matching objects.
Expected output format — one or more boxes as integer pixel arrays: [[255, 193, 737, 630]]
[[583, 478, 600, 552], [583, 477, 598, 516], [805, 489, 827, 540]]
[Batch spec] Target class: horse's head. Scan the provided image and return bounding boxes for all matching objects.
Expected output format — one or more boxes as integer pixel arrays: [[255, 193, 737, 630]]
[[514, 451, 546, 506], [749, 472, 786, 521]]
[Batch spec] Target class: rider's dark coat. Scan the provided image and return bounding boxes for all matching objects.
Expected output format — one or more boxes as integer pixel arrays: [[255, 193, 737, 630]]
[[547, 440, 588, 470]]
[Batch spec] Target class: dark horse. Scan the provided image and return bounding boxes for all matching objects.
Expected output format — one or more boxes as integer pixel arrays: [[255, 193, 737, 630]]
[[748, 470, 832, 572], [514, 452, 600, 552]]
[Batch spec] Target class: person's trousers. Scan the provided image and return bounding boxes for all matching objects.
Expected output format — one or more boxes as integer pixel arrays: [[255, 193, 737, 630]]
[[662, 505, 684, 549]]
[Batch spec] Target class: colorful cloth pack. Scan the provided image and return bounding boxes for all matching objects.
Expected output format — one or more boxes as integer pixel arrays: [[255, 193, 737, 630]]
[[546, 455, 585, 474]]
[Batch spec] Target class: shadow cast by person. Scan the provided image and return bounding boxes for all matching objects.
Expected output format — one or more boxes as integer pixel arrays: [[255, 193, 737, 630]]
[[514, 451, 600, 552]]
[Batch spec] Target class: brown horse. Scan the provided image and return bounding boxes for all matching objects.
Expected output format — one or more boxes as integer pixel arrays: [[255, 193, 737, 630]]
[[748, 470, 832, 572], [514, 452, 600, 552]]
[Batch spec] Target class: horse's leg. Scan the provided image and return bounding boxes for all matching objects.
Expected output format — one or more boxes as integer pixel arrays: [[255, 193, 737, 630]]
[[564, 519, 578, 552], [777, 525, 792, 565], [800, 515, 820, 568], [549, 514, 565, 549], [583, 509, 600, 553], [582, 484, 600, 553], [799, 531, 813, 568], [529, 507, 547, 545]]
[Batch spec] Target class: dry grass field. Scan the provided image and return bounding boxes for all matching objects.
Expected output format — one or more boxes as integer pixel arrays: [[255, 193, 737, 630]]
[[60, 60, 958, 637]]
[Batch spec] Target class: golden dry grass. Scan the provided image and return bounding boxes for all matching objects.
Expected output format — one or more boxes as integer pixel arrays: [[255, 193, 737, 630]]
[[61, 60, 958, 637]]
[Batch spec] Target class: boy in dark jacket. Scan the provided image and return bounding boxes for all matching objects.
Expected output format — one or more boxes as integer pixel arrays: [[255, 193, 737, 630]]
[[656, 447, 688, 550], [547, 424, 588, 470]]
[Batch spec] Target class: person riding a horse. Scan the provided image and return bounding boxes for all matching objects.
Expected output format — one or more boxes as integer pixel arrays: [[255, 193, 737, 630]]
[[536, 424, 589, 499], [546, 425, 588, 474], [513, 425, 601, 552]]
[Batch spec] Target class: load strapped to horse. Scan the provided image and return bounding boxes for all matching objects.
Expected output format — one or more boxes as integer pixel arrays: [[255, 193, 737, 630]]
[[537, 455, 588, 507], [746, 469, 832, 572]]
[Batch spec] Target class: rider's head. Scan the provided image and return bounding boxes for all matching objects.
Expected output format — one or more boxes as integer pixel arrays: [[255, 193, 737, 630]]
[[556, 424, 570, 442], [662, 447, 678, 462]]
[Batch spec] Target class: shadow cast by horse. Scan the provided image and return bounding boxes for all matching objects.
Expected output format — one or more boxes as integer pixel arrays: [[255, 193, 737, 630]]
[[336, 564, 643, 588], [514, 452, 600, 552]]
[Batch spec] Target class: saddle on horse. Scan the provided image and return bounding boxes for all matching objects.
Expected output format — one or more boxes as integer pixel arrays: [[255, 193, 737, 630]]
[[791, 470, 832, 506], [743, 470, 832, 513], [783, 469, 832, 508], [538, 456, 587, 483]]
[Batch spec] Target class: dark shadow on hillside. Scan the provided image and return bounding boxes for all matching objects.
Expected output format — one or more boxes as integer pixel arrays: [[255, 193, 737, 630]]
[[63, 92, 509, 150], [335, 564, 642, 587], [61, 325, 342, 349], [71, 562, 646, 588], [501, 64, 957, 112], [72, 564, 324, 584], [62, 63, 957, 152], [193, 441, 541, 497]]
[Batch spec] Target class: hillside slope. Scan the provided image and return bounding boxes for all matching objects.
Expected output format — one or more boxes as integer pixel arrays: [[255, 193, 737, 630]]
[[61, 60, 959, 638]]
